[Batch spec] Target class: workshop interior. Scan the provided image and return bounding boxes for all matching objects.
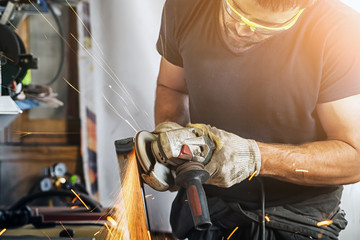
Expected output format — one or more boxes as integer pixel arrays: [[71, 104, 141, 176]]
[[0, 0, 360, 239]]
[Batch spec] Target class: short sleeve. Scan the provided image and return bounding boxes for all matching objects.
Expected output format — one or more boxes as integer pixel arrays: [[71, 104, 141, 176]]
[[319, 7, 360, 103], [156, 0, 184, 67]]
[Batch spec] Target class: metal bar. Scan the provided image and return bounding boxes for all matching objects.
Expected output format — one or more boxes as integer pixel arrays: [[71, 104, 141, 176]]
[[0, 1, 16, 25]]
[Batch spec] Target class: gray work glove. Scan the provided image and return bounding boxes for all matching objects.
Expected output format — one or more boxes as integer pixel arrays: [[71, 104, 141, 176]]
[[188, 123, 261, 188], [153, 121, 184, 133], [151, 122, 184, 191]]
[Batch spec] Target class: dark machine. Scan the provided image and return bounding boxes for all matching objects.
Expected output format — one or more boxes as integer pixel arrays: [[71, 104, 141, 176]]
[[0, 0, 39, 96]]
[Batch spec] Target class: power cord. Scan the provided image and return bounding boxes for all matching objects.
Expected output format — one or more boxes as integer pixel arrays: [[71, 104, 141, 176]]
[[257, 178, 266, 240]]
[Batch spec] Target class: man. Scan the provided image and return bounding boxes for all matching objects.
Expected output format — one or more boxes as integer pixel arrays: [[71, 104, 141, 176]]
[[154, 0, 360, 239]]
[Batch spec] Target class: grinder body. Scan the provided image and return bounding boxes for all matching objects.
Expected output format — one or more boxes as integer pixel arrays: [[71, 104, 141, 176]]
[[134, 127, 216, 230]]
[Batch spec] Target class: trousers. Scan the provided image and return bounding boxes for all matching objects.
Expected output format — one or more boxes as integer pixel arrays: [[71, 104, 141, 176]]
[[170, 188, 347, 240]]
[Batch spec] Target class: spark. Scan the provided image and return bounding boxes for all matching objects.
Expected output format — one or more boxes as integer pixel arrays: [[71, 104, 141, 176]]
[[60, 221, 74, 240], [0, 53, 15, 63], [0, 11, 17, 31], [264, 215, 270, 222], [107, 216, 117, 226], [295, 169, 309, 173], [63, 77, 80, 93], [71, 206, 79, 209], [12, 130, 80, 138], [72, 197, 77, 203], [147, 230, 152, 240], [227, 226, 239, 240], [317, 220, 333, 227], [44, 34, 48, 40], [27, 0, 75, 54], [94, 230, 101, 236], [63, 0, 104, 56], [6, 19, 17, 31], [104, 222, 113, 237], [70, 189, 89, 210], [41, 231, 51, 240], [248, 170, 257, 181], [145, 194, 153, 198], [90, 206, 100, 213], [0, 228, 6, 236]]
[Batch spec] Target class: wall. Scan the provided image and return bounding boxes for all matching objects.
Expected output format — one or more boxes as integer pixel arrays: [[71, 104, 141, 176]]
[[78, 0, 175, 232]]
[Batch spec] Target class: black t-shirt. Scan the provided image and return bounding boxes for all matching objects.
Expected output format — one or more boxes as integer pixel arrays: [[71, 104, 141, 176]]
[[156, 0, 360, 207]]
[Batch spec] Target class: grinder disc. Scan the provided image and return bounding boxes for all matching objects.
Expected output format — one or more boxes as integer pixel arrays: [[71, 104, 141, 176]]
[[134, 131, 173, 191], [134, 131, 156, 173]]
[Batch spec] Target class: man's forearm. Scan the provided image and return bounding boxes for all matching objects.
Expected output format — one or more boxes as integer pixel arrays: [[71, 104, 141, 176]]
[[155, 84, 190, 126], [258, 140, 360, 186]]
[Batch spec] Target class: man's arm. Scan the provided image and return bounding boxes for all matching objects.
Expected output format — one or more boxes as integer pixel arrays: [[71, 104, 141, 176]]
[[155, 57, 190, 126], [259, 94, 360, 186]]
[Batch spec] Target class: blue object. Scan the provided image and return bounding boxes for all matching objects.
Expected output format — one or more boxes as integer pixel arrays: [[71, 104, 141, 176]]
[[15, 99, 39, 110]]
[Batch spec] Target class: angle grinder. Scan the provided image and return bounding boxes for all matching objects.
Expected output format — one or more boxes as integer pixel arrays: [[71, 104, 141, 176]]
[[134, 126, 216, 230]]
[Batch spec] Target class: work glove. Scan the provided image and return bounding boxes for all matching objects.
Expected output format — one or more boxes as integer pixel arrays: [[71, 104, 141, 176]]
[[153, 121, 184, 133], [148, 121, 184, 192], [188, 123, 261, 188]]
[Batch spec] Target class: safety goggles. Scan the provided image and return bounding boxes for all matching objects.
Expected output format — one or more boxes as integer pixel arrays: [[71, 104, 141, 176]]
[[223, 0, 304, 35]]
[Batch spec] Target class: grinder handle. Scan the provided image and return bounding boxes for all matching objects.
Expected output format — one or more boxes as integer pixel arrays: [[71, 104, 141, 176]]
[[175, 169, 212, 231]]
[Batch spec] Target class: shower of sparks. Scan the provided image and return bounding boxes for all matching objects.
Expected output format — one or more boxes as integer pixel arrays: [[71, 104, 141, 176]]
[[26, 0, 151, 135], [295, 169, 309, 173], [227, 226, 239, 240], [264, 215, 270, 222], [27, 0, 76, 54], [70, 33, 132, 100], [60, 222, 74, 240], [0, 228, 6, 236], [63, 0, 104, 56], [70, 32, 144, 117], [63, 77, 80, 93], [248, 170, 257, 181], [29, 1, 149, 133], [103, 95, 138, 133], [106, 150, 148, 240], [316, 220, 333, 227], [107, 85, 141, 130], [70, 189, 89, 210]]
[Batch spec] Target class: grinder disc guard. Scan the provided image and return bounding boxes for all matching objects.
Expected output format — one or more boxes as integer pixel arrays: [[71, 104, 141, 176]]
[[134, 131, 174, 191]]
